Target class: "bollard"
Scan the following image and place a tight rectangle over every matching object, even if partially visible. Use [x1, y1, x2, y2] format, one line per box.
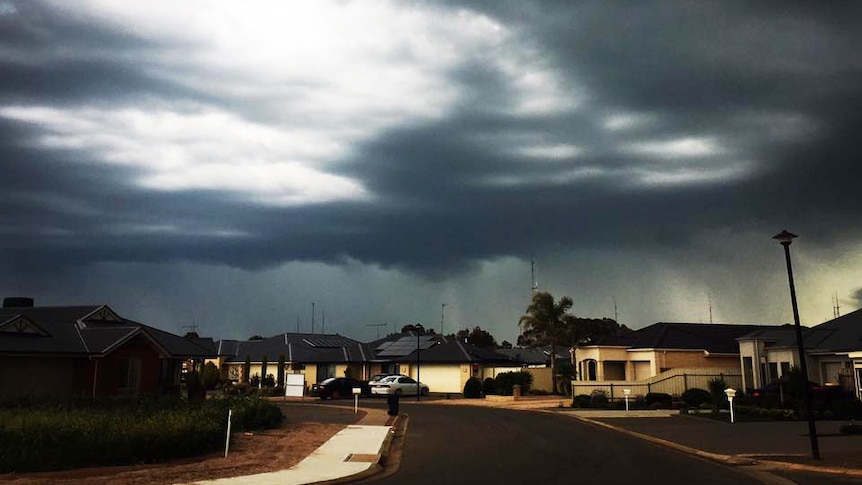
[387, 393, 400, 416]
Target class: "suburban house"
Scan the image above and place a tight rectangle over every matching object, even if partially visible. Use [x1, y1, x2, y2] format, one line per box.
[571, 322, 779, 398]
[0, 297, 212, 399]
[210, 333, 371, 389]
[737, 308, 862, 398]
[370, 334, 519, 394]
[211, 331, 519, 394]
[496, 347, 571, 392]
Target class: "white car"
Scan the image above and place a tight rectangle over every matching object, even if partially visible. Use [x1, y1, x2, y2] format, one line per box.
[370, 375, 429, 396]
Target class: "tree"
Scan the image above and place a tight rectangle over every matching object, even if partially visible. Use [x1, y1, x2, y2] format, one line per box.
[519, 291, 576, 394]
[447, 326, 497, 349]
[499, 340, 513, 349]
[401, 323, 435, 335]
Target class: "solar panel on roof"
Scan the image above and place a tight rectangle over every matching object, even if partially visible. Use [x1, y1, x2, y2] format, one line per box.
[375, 336, 438, 356]
[303, 337, 349, 348]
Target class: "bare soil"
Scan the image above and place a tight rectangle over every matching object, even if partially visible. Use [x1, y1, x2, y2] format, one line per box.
[0, 409, 356, 485]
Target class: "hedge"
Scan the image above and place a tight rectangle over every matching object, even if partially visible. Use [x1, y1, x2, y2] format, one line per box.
[0, 396, 283, 473]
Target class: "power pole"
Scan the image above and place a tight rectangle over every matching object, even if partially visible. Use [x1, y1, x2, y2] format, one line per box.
[440, 303, 447, 335]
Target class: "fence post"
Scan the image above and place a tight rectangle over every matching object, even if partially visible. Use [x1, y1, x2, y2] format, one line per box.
[683, 373, 688, 390]
[610, 383, 614, 399]
[647, 383, 651, 394]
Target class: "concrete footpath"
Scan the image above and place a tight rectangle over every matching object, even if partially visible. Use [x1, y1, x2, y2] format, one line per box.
[184, 407, 395, 485]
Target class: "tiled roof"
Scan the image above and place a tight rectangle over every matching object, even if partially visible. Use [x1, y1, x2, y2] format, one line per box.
[0, 305, 212, 358]
[591, 322, 780, 354]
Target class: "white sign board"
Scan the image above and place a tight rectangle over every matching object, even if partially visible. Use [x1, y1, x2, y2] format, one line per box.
[285, 373, 305, 397]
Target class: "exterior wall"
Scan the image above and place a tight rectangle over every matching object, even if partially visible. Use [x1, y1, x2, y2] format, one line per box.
[524, 367, 553, 392]
[100, 336, 162, 397]
[571, 367, 742, 398]
[632, 361, 651, 381]
[662, 350, 736, 370]
[0, 356, 80, 399]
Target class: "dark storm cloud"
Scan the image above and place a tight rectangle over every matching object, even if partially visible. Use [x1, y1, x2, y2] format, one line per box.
[2, 0, 862, 284]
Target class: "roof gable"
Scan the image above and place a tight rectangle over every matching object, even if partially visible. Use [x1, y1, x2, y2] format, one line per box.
[0, 314, 50, 336]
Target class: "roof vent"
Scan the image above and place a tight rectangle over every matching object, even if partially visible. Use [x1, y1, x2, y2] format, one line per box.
[3, 297, 34, 309]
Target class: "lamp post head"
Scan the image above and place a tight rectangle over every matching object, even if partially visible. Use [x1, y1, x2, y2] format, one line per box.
[724, 388, 737, 399]
[773, 230, 798, 246]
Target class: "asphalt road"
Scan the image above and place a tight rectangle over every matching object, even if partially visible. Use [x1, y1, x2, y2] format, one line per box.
[362, 403, 782, 485]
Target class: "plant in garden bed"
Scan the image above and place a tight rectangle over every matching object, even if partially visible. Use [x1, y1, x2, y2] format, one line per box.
[0, 396, 283, 473]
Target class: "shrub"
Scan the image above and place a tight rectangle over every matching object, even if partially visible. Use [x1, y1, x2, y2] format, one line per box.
[482, 377, 496, 396]
[463, 377, 483, 398]
[708, 377, 728, 414]
[494, 371, 533, 396]
[0, 396, 282, 473]
[201, 362, 221, 390]
[681, 388, 711, 407]
[589, 389, 608, 408]
[572, 394, 591, 408]
[645, 392, 673, 408]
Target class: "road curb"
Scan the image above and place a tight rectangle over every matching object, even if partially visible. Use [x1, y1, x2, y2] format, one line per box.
[310, 412, 406, 485]
[554, 411, 862, 478]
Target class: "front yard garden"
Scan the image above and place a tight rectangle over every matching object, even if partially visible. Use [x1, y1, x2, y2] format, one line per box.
[0, 396, 283, 473]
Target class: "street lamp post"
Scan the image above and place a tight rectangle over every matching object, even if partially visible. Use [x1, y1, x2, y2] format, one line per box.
[773, 230, 820, 460]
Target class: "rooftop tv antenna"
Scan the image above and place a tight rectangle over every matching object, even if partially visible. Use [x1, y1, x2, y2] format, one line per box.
[322, 308, 326, 334]
[708, 293, 713, 324]
[531, 258, 539, 293]
[311, 302, 315, 334]
[367, 323, 387, 339]
[832, 292, 841, 318]
[613, 296, 619, 322]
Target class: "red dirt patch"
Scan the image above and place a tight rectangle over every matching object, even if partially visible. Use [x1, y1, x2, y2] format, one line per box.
[0, 421, 345, 485]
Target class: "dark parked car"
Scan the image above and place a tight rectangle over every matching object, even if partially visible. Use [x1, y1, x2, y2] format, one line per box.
[751, 379, 852, 410]
[311, 377, 369, 399]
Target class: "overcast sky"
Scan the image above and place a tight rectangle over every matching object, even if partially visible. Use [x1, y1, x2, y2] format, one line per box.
[2, 1, 861, 344]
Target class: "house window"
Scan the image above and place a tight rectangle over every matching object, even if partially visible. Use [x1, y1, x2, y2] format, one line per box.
[382, 364, 400, 375]
[585, 360, 597, 381]
[742, 357, 754, 391]
[320, 364, 337, 381]
[780, 362, 791, 379]
[119, 358, 142, 396]
[768, 362, 779, 383]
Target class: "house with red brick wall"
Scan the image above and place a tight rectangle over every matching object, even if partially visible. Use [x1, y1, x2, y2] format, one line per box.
[0, 297, 212, 399]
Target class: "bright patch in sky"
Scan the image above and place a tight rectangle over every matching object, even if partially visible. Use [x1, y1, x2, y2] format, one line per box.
[625, 137, 724, 158]
[4, 0, 568, 206]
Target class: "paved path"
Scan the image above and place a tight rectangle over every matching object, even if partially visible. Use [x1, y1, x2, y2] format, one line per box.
[183, 405, 393, 485]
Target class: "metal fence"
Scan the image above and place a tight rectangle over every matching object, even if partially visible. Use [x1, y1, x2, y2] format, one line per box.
[571, 367, 742, 399]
